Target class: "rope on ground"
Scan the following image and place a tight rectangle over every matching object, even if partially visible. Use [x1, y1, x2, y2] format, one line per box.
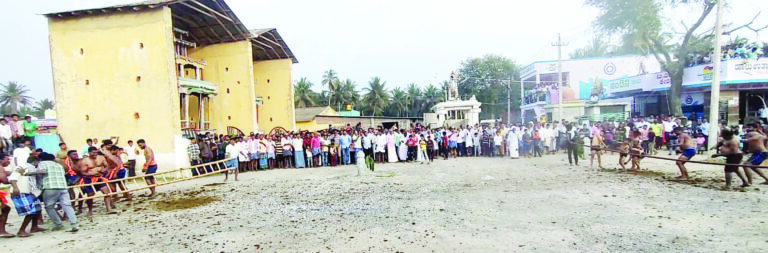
[575, 143, 768, 169]
[69, 158, 237, 201]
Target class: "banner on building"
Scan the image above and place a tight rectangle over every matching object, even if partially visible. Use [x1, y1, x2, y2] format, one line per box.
[682, 58, 768, 86]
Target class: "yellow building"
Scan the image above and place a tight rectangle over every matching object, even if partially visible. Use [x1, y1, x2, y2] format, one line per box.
[295, 107, 340, 131]
[45, 0, 297, 171]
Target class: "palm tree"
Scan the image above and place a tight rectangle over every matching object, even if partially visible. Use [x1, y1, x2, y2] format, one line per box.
[294, 77, 316, 108]
[322, 69, 340, 106]
[406, 83, 422, 117]
[33, 98, 55, 117]
[390, 88, 407, 117]
[0, 81, 33, 114]
[422, 84, 443, 114]
[333, 79, 360, 109]
[362, 77, 390, 116]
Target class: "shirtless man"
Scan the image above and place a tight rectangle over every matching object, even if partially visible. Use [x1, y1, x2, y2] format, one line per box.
[674, 127, 696, 179]
[77, 147, 116, 219]
[618, 141, 630, 170]
[590, 129, 605, 169]
[629, 130, 644, 170]
[741, 124, 768, 185]
[138, 139, 157, 198]
[104, 145, 132, 202]
[59, 150, 83, 214]
[0, 153, 14, 238]
[711, 129, 748, 188]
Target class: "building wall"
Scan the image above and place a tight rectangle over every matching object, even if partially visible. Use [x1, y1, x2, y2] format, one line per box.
[313, 116, 422, 130]
[188, 40, 257, 134]
[296, 120, 327, 132]
[253, 59, 295, 132]
[48, 8, 180, 155]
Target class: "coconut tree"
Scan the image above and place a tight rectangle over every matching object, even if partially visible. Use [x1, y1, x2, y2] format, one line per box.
[390, 88, 407, 117]
[322, 69, 340, 106]
[294, 77, 316, 108]
[333, 78, 360, 109]
[362, 77, 390, 116]
[406, 83, 422, 117]
[422, 84, 443, 114]
[33, 98, 55, 118]
[0, 81, 33, 114]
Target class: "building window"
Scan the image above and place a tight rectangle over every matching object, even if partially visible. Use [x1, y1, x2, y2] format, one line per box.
[225, 67, 229, 72]
[85, 80, 89, 85]
[139, 42, 144, 49]
[80, 48, 84, 55]
[136, 76, 141, 82]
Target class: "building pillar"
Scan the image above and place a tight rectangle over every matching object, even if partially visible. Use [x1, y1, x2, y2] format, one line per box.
[195, 67, 200, 80]
[183, 93, 189, 128]
[199, 95, 204, 129]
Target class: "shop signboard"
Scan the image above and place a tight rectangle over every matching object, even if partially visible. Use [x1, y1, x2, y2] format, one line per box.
[682, 58, 768, 86]
[727, 59, 768, 82]
[603, 72, 670, 97]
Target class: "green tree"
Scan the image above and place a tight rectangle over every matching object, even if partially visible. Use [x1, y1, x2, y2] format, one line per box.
[389, 88, 407, 117]
[33, 98, 54, 118]
[570, 36, 614, 59]
[0, 81, 33, 114]
[362, 77, 390, 116]
[586, 0, 766, 116]
[322, 69, 340, 106]
[458, 55, 520, 120]
[333, 78, 360, 109]
[406, 83, 423, 117]
[294, 77, 317, 108]
[422, 84, 443, 113]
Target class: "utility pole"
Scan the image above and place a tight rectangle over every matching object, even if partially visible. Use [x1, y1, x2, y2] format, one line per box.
[520, 80, 525, 124]
[507, 75, 512, 126]
[552, 33, 568, 122]
[708, 0, 723, 151]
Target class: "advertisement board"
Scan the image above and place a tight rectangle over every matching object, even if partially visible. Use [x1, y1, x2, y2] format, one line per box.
[682, 58, 768, 86]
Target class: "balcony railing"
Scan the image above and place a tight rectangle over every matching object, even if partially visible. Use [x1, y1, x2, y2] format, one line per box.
[179, 77, 218, 95]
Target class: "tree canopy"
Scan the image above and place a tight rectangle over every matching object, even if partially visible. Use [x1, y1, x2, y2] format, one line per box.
[457, 55, 520, 120]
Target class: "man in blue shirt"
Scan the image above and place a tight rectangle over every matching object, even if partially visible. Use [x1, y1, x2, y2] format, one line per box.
[340, 132, 351, 165]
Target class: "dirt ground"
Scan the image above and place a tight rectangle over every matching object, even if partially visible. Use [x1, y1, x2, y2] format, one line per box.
[4, 152, 768, 252]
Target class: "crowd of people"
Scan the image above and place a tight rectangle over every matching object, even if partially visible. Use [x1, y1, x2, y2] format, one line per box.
[0, 132, 158, 238]
[3, 113, 768, 239]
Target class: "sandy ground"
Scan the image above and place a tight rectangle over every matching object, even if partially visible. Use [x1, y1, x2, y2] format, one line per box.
[3, 152, 768, 252]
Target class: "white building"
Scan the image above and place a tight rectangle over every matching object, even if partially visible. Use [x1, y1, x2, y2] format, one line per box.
[427, 72, 482, 127]
[520, 55, 661, 123]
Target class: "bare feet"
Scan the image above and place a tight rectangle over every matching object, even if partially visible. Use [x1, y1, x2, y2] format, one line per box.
[0, 232, 15, 238]
[16, 232, 31, 238]
[30, 227, 46, 233]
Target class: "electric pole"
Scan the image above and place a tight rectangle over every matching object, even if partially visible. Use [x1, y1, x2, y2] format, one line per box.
[507, 74, 512, 126]
[552, 33, 568, 122]
[708, 0, 723, 151]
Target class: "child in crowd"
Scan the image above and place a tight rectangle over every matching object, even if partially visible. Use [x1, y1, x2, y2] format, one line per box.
[696, 134, 706, 155]
[329, 142, 338, 166]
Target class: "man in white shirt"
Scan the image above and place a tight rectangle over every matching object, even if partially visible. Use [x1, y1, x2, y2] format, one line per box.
[0, 119, 12, 153]
[465, 128, 474, 156]
[662, 117, 678, 155]
[123, 140, 139, 177]
[224, 138, 240, 182]
[12, 140, 32, 169]
[363, 130, 374, 159]
[458, 127, 468, 156]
